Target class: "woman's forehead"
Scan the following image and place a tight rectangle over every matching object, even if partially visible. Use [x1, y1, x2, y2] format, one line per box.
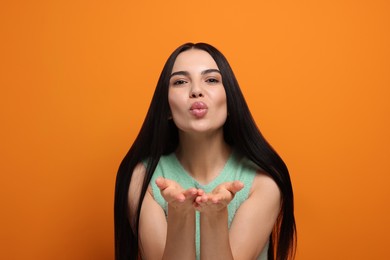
[172, 49, 219, 73]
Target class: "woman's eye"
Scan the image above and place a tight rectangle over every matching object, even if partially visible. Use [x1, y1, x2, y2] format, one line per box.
[173, 79, 187, 85]
[206, 78, 219, 84]
[173, 80, 187, 85]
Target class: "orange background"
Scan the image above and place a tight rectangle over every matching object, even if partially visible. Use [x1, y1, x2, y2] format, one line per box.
[1, 1, 389, 259]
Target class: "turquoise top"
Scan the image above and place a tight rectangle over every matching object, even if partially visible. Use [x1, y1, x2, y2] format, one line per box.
[149, 150, 268, 260]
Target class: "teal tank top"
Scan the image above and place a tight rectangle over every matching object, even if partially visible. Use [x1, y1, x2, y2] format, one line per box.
[149, 150, 268, 260]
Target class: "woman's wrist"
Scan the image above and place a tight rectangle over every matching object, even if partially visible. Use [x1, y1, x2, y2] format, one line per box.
[199, 206, 228, 222]
[168, 202, 196, 215]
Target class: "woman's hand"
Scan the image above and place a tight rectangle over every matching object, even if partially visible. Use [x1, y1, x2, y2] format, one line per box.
[194, 181, 244, 213]
[155, 177, 203, 211]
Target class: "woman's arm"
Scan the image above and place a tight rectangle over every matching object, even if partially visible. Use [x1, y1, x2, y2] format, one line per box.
[128, 165, 198, 260]
[128, 164, 166, 259]
[195, 181, 244, 260]
[196, 173, 281, 260]
[228, 173, 281, 259]
[154, 177, 199, 260]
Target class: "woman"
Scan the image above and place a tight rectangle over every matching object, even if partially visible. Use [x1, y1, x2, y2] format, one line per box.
[114, 42, 296, 260]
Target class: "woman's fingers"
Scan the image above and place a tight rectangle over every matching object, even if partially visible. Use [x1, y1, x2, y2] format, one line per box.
[226, 181, 244, 196]
[156, 178, 205, 206]
[194, 181, 245, 211]
[195, 194, 208, 203]
[155, 179, 244, 211]
[155, 177, 183, 193]
[177, 188, 197, 202]
[155, 177, 169, 190]
[183, 188, 198, 197]
[156, 178, 183, 202]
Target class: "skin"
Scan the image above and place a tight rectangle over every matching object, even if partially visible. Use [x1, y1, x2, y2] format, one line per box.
[128, 49, 282, 259]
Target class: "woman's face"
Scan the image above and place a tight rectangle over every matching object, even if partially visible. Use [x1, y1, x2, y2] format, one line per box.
[168, 49, 227, 135]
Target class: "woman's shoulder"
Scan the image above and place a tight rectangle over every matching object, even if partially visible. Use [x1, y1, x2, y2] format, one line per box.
[250, 170, 281, 202]
[232, 152, 280, 199]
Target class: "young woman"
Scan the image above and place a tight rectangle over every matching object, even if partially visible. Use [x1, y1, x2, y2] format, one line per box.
[114, 43, 296, 260]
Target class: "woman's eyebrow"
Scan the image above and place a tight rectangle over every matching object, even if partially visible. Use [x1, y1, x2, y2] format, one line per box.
[170, 71, 189, 78]
[201, 69, 221, 75]
[170, 69, 221, 79]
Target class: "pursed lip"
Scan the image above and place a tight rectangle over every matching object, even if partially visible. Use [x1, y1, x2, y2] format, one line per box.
[189, 102, 208, 118]
[190, 101, 208, 110]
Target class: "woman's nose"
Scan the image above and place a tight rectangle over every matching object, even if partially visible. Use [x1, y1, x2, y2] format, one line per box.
[189, 83, 204, 98]
[190, 91, 203, 98]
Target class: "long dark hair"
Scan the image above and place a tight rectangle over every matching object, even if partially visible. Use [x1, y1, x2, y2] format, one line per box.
[114, 42, 296, 260]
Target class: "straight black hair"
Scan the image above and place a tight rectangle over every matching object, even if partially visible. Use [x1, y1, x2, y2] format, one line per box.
[114, 42, 296, 260]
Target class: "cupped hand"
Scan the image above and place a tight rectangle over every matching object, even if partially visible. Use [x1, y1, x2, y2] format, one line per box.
[194, 181, 244, 212]
[155, 177, 204, 210]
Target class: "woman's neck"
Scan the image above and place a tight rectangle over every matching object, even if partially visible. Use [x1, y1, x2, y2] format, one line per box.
[175, 131, 232, 185]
